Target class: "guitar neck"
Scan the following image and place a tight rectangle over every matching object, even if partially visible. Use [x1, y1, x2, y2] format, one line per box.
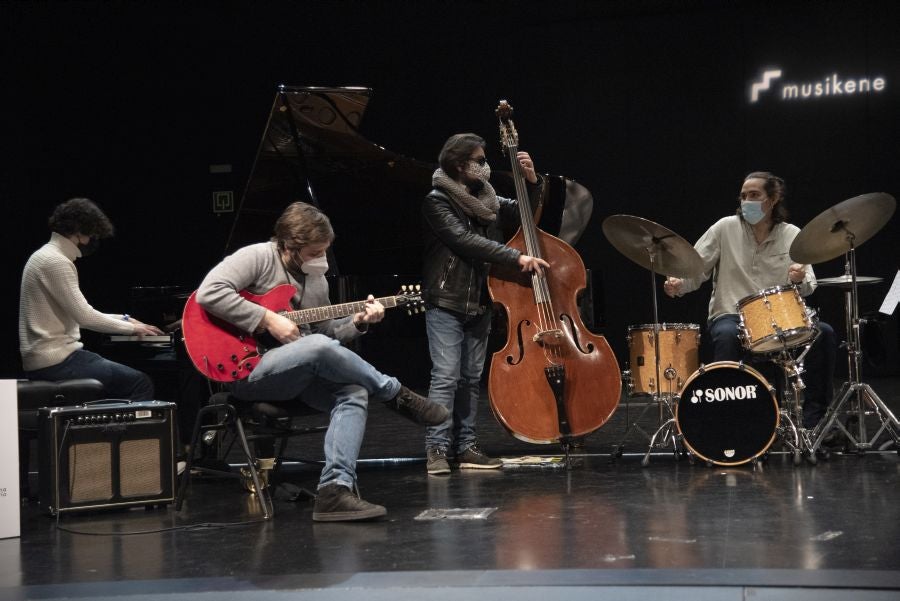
[285, 296, 404, 325]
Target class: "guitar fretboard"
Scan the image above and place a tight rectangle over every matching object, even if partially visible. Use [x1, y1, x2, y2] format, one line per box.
[285, 296, 403, 325]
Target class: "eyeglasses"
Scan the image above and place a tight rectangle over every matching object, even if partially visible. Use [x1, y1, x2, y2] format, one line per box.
[469, 156, 487, 166]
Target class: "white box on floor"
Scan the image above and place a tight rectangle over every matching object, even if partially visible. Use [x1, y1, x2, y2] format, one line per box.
[0, 380, 20, 538]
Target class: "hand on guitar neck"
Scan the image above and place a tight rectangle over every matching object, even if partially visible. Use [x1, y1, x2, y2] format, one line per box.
[261, 294, 386, 344]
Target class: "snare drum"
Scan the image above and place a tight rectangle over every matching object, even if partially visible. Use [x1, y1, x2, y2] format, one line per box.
[737, 285, 817, 353]
[626, 323, 700, 396]
[676, 362, 779, 465]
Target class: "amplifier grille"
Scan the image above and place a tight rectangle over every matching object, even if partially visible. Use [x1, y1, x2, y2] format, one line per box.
[68, 442, 113, 503]
[120, 438, 162, 497]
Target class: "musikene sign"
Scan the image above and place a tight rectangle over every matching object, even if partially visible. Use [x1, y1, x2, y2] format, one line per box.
[749, 68, 886, 103]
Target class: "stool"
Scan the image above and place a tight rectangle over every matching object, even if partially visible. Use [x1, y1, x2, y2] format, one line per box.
[17, 379, 105, 499]
[175, 392, 327, 519]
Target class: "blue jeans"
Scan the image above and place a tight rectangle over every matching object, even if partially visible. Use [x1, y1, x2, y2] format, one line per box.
[25, 349, 154, 401]
[708, 314, 836, 428]
[424, 307, 491, 453]
[230, 334, 400, 490]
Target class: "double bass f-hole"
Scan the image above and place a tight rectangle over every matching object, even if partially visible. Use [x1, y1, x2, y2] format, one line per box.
[486, 100, 621, 445]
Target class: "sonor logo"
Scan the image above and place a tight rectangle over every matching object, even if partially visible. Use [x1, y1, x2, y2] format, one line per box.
[690, 385, 759, 403]
[750, 68, 886, 103]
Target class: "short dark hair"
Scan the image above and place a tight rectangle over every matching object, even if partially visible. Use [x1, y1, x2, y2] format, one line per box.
[438, 133, 486, 180]
[272, 201, 335, 251]
[48, 198, 115, 238]
[741, 171, 789, 224]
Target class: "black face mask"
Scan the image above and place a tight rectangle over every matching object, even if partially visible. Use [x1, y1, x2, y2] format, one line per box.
[77, 238, 100, 257]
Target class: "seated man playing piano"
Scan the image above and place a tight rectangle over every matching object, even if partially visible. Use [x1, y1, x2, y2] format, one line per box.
[194, 201, 448, 522]
[19, 198, 164, 400]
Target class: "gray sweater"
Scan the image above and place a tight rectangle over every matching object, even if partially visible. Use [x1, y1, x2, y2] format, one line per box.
[195, 241, 363, 345]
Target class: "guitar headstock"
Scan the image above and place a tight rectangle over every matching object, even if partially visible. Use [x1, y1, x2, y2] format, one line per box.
[495, 100, 518, 155]
[398, 284, 424, 315]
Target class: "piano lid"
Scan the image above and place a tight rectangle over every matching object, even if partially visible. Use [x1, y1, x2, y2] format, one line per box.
[226, 85, 594, 276]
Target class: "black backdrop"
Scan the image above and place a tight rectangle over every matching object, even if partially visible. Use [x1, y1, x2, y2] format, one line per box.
[4, 0, 899, 382]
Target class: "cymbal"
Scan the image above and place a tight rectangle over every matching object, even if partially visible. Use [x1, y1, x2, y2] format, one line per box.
[790, 193, 896, 264]
[602, 215, 704, 278]
[817, 274, 884, 288]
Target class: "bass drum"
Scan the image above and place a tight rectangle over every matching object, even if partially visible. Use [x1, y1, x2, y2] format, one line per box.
[676, 362, 779, 466]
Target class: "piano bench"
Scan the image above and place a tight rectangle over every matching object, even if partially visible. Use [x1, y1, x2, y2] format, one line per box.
[17, 378, 106, 499]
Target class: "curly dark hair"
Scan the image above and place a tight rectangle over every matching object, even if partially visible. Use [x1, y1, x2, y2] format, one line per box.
[48, 198, 115, 238]
[739, 171, 790, 224]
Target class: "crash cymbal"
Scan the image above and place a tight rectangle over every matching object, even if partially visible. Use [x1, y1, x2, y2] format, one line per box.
[790, 193, 896, 264]
[817, 274, 884, 288]
[602, 214, 704, 279]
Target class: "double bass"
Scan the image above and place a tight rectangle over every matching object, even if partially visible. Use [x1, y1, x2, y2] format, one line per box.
[487, 100, 621, 446]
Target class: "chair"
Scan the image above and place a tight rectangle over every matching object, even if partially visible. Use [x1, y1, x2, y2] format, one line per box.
[175, 391, 327, 519]
[16, 379, 105, 499]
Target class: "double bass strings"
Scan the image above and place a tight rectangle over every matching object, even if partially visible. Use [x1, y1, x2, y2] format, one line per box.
[505, 140, 562, 363]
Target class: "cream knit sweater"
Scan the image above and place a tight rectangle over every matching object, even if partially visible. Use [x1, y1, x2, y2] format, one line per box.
[19, 233, 135, 371]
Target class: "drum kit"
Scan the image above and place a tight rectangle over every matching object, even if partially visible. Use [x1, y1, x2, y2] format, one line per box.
[603, 192, 898, 467]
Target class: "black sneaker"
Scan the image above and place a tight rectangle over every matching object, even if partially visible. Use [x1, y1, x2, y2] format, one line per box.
[455, 445, 502, 469]
[312, 483, 387, 522]
[384, 386, 449, 426]
[426, 447, 451, 475]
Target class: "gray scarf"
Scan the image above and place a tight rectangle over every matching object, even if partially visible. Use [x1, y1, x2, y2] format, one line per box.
[432, 168, 500, 224]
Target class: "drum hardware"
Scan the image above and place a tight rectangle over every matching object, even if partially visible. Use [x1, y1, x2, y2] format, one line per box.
[602, 216, 703, 464]
[768, 339, 821, 465]
[790, 192, 899, 454]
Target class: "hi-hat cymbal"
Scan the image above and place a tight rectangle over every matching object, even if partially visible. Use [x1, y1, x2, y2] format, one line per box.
[817, 274, 884, 288]
[602, 215, 704, 278]
[790, 193, 896, 264]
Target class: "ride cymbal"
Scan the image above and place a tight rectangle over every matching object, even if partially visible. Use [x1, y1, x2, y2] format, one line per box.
[790, 193, 896, 264]
[602, 215, 704, 279]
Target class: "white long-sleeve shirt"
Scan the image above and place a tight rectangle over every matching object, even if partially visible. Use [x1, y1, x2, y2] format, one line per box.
[678, 215, 817, 322]
[19, 232, 135, 371]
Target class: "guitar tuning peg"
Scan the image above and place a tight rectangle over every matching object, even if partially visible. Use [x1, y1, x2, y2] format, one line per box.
[401, 284, 408, 292]
[415, 284, 421, 291]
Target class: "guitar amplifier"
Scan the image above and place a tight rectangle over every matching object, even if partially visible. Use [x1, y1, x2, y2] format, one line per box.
[38, 400, 177, 515]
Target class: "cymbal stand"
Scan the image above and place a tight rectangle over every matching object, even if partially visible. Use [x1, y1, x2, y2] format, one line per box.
[611, 240, 684, 465]
[809, 243, 900, 453]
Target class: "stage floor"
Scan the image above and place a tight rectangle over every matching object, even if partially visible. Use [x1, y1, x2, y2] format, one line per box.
[4, 377, 900, 600]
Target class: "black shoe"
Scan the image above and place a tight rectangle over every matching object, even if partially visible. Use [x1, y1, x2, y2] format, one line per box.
[312, 483, 386, 522]
[426, 447, 451, 475]
[384, 386, 449, 426]
[455, 445, 502, 469]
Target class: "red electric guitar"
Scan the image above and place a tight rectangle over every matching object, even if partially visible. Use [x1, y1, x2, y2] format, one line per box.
[181, 284, 422, 382]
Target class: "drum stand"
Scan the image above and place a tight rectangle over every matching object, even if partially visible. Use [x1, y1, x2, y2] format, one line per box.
[808, 246, 900, 454]
[611, 242, 686, 466]
[770, 341, 819, 465]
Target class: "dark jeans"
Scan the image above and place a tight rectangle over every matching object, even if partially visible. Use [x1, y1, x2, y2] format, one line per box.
[708, 314, 836, 428]
[25, 349, 154, 401]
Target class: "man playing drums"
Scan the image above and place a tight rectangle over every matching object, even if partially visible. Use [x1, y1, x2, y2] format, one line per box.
[663, 172, 836, 430]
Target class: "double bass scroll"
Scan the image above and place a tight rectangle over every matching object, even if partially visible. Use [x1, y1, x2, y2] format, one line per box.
[487, 100, 621, 445]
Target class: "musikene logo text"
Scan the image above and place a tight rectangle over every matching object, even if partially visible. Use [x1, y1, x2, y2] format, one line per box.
[749, 68, 886, 103]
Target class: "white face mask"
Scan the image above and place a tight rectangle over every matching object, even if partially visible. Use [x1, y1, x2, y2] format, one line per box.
[299, 255, 329, 276]
[740, 199, 766, 225]
[468, 160, 491, 181]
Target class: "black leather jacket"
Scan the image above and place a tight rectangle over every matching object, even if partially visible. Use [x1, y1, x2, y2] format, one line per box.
[421, 182, 541, 316]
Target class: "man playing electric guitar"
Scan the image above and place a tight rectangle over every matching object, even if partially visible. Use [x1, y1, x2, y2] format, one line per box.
[195, 201, 448, 522]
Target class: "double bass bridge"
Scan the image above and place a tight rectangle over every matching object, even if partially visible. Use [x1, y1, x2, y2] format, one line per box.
[533, 328, 564, 345]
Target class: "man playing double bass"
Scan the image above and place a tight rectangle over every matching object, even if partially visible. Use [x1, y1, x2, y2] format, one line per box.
[420, 133, 548, 475]
[663, 171, 836, 430]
